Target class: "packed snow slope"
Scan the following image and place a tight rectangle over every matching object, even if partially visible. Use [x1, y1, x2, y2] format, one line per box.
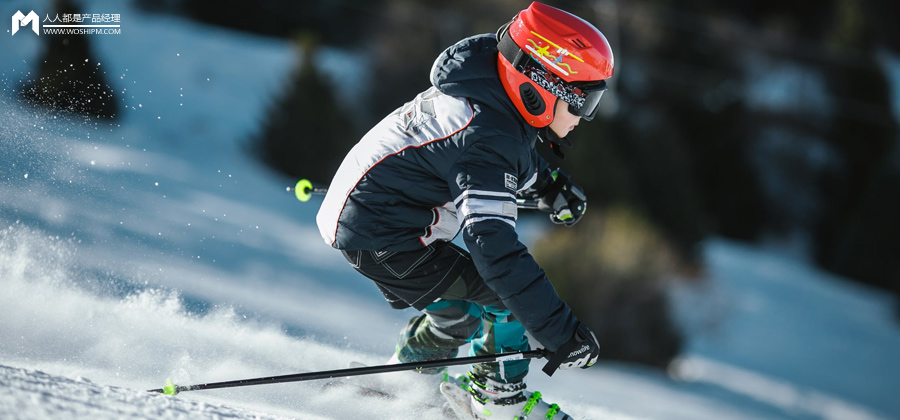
[2, 1, 899, 419]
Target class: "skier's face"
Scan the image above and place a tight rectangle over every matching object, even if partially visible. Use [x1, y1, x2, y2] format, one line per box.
[549, 98, 581, 138]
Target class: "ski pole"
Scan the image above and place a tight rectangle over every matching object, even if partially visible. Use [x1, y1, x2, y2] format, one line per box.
[287, 179, 549, 211]
[148, 348, 548, 396]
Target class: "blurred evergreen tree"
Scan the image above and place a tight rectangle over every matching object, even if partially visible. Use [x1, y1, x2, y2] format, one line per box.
[251, 36, 359, 184]
[814, 0, 899, 297]
[19, 0, 117, 120]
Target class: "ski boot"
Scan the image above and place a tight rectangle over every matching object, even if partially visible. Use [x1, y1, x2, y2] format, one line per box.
[464, 372, 573, 420]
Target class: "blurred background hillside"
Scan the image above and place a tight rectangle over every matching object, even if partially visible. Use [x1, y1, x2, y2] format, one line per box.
[21, 0, 900, 369]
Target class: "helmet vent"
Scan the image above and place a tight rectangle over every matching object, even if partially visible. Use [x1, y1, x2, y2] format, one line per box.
[519, 83, 545, 116]
[571, 38, 588, 49]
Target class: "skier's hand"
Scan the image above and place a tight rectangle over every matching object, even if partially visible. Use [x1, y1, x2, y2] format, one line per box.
[538, 169, 587, 226]
[557, 323, 600, 369]
[542, 323, 600, 376]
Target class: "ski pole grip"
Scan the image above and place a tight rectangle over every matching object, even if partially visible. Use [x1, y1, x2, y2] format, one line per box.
[541, 336, 583, 377]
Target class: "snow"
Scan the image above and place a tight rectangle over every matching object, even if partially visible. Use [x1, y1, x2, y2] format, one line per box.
[1, 1, 899, 419]
[0, 364, 297, 420]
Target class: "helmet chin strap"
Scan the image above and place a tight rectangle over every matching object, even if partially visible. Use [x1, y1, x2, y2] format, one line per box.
[538, 126, 573, 159]
[538, 99, 573, 159]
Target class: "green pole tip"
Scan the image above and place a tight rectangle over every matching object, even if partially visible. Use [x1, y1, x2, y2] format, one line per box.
[294, 179, 313, 202]
[163, 378, 179, 396]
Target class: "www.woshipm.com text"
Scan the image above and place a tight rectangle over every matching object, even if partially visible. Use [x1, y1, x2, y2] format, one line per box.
[43, 27, 121, 35]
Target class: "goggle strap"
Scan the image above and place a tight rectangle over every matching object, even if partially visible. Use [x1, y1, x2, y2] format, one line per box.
[497, 25, 529, 70]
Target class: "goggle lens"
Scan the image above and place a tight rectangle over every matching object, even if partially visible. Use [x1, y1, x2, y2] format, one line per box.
[567, 81, 606, 121]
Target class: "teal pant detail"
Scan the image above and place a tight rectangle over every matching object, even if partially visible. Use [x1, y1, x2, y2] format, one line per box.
[401, 275, 530, 383]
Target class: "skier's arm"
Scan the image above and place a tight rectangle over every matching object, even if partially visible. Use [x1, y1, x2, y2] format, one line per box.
[449, 139, 579, 352]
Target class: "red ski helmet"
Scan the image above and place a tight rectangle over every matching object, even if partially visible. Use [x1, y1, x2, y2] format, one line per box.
[497, 2, 614, 128]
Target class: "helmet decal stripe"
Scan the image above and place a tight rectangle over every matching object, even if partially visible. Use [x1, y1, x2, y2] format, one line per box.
[529, 31, 585, 63]
[525, 44, 569, 76]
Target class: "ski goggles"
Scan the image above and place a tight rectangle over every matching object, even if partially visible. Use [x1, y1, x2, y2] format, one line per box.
[520, 60, 607, 121]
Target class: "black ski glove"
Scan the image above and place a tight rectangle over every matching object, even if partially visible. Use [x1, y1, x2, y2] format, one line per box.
[542, 323, 600, 376]
[537, 169, 587, 227]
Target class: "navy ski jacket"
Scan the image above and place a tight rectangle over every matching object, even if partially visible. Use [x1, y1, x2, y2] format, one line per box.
[316, 34, 578, 352]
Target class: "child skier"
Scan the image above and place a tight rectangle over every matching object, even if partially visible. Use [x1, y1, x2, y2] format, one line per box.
[316, 2, 614, 418]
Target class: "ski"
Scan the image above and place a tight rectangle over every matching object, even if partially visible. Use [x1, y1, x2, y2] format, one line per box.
[440, 380, 477, 419]
[321, 375, 397, 400]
